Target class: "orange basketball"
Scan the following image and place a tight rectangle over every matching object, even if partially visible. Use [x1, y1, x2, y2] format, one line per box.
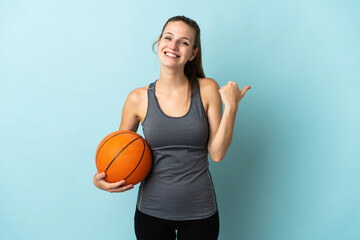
[95, 130, 152, 185]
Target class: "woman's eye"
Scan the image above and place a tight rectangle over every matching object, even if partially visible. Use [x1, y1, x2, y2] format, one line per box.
[182, 42, 189, 46]
[164, 37, 171, 40]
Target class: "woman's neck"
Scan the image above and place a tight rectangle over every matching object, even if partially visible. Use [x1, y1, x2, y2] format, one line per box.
[157, 65, 189, 92]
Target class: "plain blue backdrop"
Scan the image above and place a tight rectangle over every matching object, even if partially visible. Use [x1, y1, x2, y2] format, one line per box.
[1, 0, 359, 239]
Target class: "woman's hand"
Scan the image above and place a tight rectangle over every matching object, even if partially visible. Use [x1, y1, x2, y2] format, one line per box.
[219, 81, 251, 109]
[93, 172, 134, 193]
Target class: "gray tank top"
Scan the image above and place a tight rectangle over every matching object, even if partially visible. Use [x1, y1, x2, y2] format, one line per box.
[136, 79, 218, 220]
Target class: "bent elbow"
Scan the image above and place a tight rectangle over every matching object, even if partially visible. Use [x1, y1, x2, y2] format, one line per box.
[209, 153, 225, 162]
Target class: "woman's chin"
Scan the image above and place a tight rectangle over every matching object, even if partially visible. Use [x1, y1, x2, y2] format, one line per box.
[160, 61, 184, 70]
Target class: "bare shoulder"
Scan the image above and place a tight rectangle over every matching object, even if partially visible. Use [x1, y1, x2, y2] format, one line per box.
[198, 78, 221, 114]
[127, 85, 148, 104]
[124, 85, 148, 124]
[198, 77, 220, 91]
[198, 78, 220, 101]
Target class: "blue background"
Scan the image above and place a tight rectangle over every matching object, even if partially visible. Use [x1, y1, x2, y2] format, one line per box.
[1, 0, 359, 239]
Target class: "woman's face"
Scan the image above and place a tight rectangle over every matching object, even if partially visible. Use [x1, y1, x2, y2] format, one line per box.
[157, 21, 198, 69]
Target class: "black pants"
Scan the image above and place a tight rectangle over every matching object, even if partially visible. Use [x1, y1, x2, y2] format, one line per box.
[134, 208, 219, 240]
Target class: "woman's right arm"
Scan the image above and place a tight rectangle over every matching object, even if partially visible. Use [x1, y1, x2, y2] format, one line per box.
[93, 172, 134, 193]
[93, 87, 146, 192]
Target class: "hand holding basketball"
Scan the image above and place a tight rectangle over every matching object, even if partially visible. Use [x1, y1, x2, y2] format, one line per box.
[219, 81, 251, 109]
[93, 172, 134, 193]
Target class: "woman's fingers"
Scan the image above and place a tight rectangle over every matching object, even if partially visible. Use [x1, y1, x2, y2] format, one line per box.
[107, 180, 126, 189]
[93, 172, 134, 192]
[219, 81, 241, 107]
[219, 81, 251, 109]
[94, 172, 106, 180]
[240, 85, 251, 98]
[108, 184, 134, 193]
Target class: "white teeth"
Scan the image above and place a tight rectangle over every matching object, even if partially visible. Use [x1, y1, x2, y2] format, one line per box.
[165, 52, 178, 57]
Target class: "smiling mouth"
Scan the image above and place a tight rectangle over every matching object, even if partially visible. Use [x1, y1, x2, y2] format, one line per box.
[164, 51, 180, 58]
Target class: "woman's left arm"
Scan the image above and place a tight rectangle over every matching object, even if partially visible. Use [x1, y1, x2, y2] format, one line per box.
[205, 79, 251, 162]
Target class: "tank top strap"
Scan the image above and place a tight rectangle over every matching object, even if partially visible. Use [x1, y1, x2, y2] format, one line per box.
[192, 78, 206, 117]
[146, 81, 162, 116]
[147, 81, 156, 99]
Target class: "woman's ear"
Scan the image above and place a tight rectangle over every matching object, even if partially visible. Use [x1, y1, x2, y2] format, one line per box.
[189, 48, 199, 61]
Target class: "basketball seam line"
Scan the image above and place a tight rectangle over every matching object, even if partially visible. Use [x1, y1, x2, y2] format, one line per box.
[104, 136, 142, 174]
[123, 138, 146, 181]
[95, 131, 141, 165]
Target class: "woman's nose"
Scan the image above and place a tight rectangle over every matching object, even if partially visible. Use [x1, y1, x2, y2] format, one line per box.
[169, 40, 179, 50]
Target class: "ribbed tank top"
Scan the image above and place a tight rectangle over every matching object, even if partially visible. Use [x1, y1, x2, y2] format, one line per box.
[136, 79, 218, 220]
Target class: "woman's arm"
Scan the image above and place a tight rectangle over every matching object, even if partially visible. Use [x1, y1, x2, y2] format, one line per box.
[203, 79, 251, 162]
[93, 87, 147, 192]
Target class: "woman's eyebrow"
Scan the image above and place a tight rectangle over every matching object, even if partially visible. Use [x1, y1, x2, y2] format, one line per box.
[164, 32, 191, 42]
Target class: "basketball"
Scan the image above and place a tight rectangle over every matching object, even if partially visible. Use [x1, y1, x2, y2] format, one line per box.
[95, 130, 152, 185]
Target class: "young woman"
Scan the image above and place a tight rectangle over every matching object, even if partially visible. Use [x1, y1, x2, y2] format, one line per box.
[93, 15, 251, 240]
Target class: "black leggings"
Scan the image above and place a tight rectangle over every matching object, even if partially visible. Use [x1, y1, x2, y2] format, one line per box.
[134, 208, 219, 240]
